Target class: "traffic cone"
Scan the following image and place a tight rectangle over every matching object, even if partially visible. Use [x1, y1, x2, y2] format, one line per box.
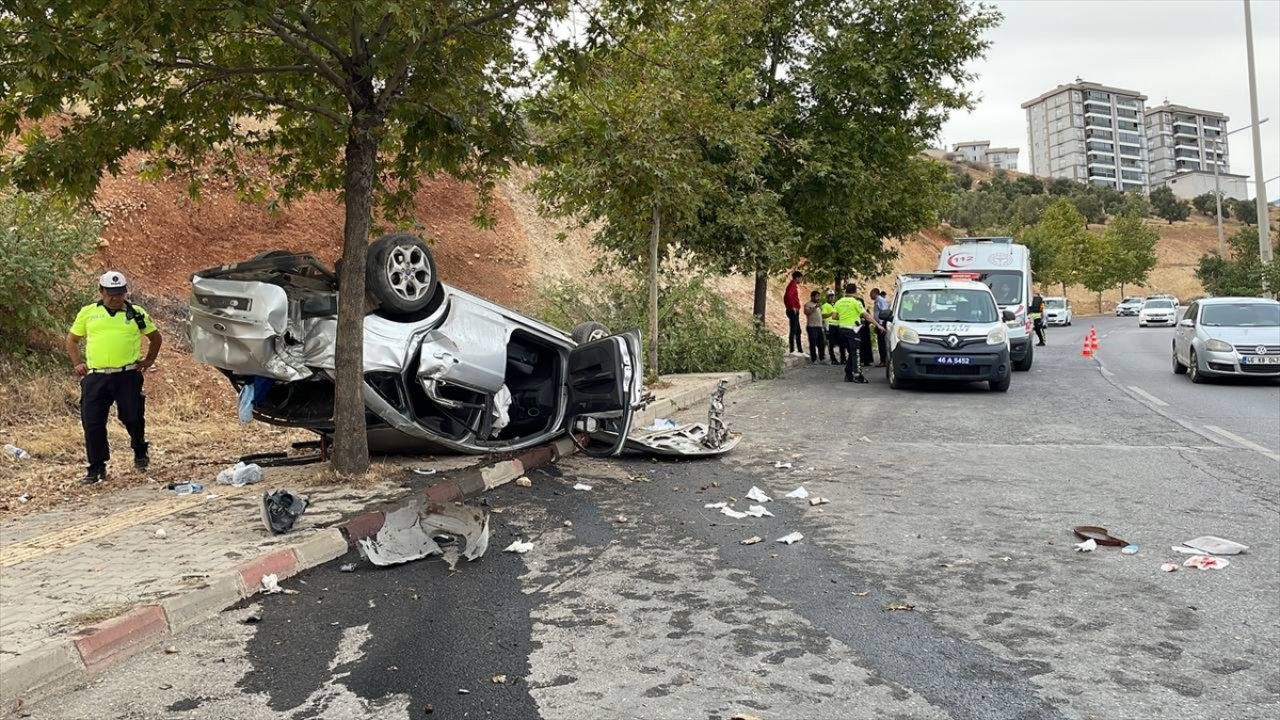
[1089, 326, 1099, 352]
[1081, 333, 1093, 358]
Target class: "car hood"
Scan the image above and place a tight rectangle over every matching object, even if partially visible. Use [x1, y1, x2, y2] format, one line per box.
[1200, 326, 1280, 345]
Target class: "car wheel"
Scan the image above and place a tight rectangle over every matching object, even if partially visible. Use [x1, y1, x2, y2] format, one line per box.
[1188, 349, 1207, 384]
[366, 233, 439, 314]
[1013, 342, 1033, 371]
[989, 375, 1011, 392]
[571, 321, 611, 345]
[887, 360, 904, 389]
[1172, 344, 1187, 375]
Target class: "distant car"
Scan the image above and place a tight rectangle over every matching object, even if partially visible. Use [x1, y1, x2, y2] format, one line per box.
[1138, 298, 1178, 327]
[1043, 297, 1072, 326]
[1149, 293, 1180, 306]
[189, 234, 645, 457]
[1116, 297, 1145, 316]
[1173, 298, 1280, 383]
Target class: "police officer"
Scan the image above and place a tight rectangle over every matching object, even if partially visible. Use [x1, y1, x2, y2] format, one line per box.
[65, 272, 163, 484]
[1029, 289, 1046, 346]
[822, 289, 844, 366]
[833, 283, 883, 383]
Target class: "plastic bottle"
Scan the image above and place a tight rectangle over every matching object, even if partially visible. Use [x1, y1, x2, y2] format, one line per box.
[4, 444, 31, 460]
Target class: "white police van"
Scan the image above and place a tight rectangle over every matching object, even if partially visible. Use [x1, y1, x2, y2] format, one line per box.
[878, 274, 1015, 392]
[936, 237, 1035, 371]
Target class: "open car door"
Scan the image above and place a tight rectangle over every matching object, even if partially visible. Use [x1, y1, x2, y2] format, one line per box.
[565, 329, 643, 457]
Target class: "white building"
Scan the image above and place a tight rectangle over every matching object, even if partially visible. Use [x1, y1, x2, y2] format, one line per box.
[1151, 170, 1249, 201]
[1022, 79, 1148, 193]
[1145, 102, 1230, 188]
[951, 141, 1020, 171]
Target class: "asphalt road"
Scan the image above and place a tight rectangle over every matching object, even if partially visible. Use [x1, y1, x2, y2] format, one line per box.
[29, 327, 1280, 720]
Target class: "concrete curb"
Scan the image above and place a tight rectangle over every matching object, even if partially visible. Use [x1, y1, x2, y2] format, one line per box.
[0, 366, 793, 708]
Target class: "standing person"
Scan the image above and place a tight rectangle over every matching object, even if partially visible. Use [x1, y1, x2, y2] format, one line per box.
[871, 288, 891, 367]
[784, 270, 804, 355]
[65, 272, 163, 484]
[833, 283, 883, 383]
[1029, 289, 1046, 346]
[822, 289, 843, 366]
[803, 290, 827, 363]
[857, 289, 874, 369]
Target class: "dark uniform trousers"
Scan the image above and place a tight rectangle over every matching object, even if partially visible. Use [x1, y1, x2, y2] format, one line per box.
[858, 323, 874, 366]
[827, 326, 847, 363]
[841, 327, 863, 379]
[806, 326, 826, 362]
[81, 370, 147, 472]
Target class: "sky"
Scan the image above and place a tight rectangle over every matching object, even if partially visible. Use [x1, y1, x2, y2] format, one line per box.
[940, 0, 1280, 200]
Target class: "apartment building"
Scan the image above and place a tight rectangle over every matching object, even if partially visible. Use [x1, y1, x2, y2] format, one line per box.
[951, 141, 1020, 171]
[1022, 80, 1148, 192]
[1144, 103, 1230, 184]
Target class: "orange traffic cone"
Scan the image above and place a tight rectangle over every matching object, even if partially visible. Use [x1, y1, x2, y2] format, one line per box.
[1081, 333, 1093, 358]
[1089, 326, 1099, 352]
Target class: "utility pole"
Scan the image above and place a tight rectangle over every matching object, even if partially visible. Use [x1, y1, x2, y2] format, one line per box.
[1209, 119, 1268, 257]
[1243, 0, 1273, 295]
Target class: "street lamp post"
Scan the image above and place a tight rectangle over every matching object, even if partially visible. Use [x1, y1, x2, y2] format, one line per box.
[1243, 0, 1273, 296]
[1208, 119, 1268, 257]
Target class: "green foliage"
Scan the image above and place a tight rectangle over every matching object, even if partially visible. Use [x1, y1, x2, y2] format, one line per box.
[1069, 192, 1105, 225]
[1196, 226, 1280, 296]
[0, 192, 99, 345]
[1099, 212, 1159, 291]
[1009, 194, 1054, 230]
[1119, 191, 1151, 218]
[1048, 177, 1078, 196]
[1018, 199, 1097, 290]
[951, 169, 973, 191]
[1192, 192, 1220, 217]
[1150, 186, 1191, 224]
[1014, 175, 1044, 196]
[1228, 197, 1258, 225]
[534, 272, 785, 379]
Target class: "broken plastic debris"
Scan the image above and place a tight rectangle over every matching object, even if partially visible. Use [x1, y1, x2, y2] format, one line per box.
[412, 468, 438, 476]
[1121, 544, 1140, 555]
[260, 490, 309, 535]
[614, 514, 628, 523]
[503, 539, 534, 554]
[1170, 545, 1205, 555]
[1183, 554, 1230, 570]
[704, 502, 728, 509]
[563, 520, 573, 528]
[155, 528, 167, 538]
[1074, 539, 1097, 553]
[164, 645, 178, 654]
[572, 483, 593, 491]
[457, 689, 470, 695]
[859, 436, 872, 443]
[170, 482, 204, 495]
[1160, 563, 1179, 573]
[784, 486, 810, 499]
[339, 563, 357, 573]
[773, 461, 792, 469]
[491, 674, 507, 684]
[808, 497, 830, 506]
[261, 574, 284, 594]
[514, 476, 532, 488]
[746, 486, 772, 503]
[216, 461, 263, 487]
[646, 418, 678, 430]
[884, 602, 915, 612]
[776, 532, 804, 544]
[720, 507, 748, 520]
[1180, 536, 1249, 556]
[359, 505, 490, 567]
[745, 505, 774, 518]
[852, 591, 870, 597]
[740, 536, 762, 545]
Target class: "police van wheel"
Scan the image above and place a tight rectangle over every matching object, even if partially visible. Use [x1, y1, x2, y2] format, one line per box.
[366, 234, 439, 314]
[989, 375, 1011, 392]
[886, 360, 905, 389]
[1013, 342, 1034, 371]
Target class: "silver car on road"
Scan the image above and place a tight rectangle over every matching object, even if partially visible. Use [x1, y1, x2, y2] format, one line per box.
[1172, 297, 1280, 383]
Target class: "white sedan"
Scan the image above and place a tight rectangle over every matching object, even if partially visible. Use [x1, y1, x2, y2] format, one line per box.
[1138, 298, 1178, 327]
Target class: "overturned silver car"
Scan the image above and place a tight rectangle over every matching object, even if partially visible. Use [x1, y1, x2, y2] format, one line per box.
[189, 234, 642, 456]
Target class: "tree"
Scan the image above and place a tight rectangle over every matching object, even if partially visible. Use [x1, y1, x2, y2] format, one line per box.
[1196, 226, 1280, 296]
[1020, 199, 1099, 295]
[1009, 193, 1054, 230]
[1119, 191, 1151, 218]
[2, 1, 567, 475]
[530, 0, 775, 378]
[945, 188, 1006, 236]
[1069, 192, 1106, 226]
[1229, 197, 1258, 225]
[1014, 175, 1044, 196]
[951, 169, 974, 191]
[1048, 177, 1078, 196]
[1192, 192, 1220, 217]
[1100, 212, 1159, 297]
[1150, 186, 1191, 224]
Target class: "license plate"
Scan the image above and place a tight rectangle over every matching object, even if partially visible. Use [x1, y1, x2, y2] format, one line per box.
[1242, 356, 1280, 365]
[934, 356, 972, 365]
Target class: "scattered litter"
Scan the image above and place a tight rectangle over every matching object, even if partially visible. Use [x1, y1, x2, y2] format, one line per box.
[646, 418, 678, 430]
[514, 476, 532, 488]
[1171, 545, 1203, 555]
[155, 528, 167, 538]
[558, 520, 571, 530]
[205, 493, 221, 501]
[491, 674, 507, 684]
[884, 602, 915, 612]
[490, 508, 505, 514]
[163, 645, 178, 654]
[1121, 544, 1140, 555]
[238, 383, 255, 424]
[745, 505, 774, 518]
[424, 704, 433, 714]
[4, 444, 31, 460]
[1072, 525, 1127, 547]
[773, 461, 792, 469]
[614, 514, 628, 523]
[776, 532, 804, 545]
[1073, 538, 1097, 553]
[216, 461, 263, 487]
[412, 468, 438, 476]
[170, 483, 204, 495]
[572, 483, 593, 491]
[360, 505, 490, 567]
[859, 436, 872, 443]
[808, 497, 830, 506]
[261, 574, 284, 594]
[740, 536, 762, 545]
[17, 493, 29, 504]
[368, 599, 376, 608]
[457, 689, 470, 695]
[241, 614, 262, 624]
[1183, 555, 1230, 570]
[504, 539, 534, 554]
[784, 486, 810, 499]
[339, 563, 357, 573]
[720, 507, 749, 520]
[704, 502, 728, 509]
[1160, 563, 1179, 573]
[260, 490, 309, 535]
[746, 486, 772, 503]
[1180, 536, 1248, 556]
[852, 591, 870, 597]
[730, 715, 765, 720]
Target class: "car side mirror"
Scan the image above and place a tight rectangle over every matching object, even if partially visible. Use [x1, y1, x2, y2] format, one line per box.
[1001, 310, 1016, 322]
[877, 308, 893, 322]
[1178, 318, 1194, 328]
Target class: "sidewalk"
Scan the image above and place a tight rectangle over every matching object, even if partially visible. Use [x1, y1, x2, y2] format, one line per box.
[0, 363, 800, 707]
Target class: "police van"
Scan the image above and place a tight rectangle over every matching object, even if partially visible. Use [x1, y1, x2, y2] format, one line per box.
[936, 237, 1035, 371]
[878, 274, 1015, 392]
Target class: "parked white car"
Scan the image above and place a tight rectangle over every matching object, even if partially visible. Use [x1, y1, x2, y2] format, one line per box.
[1138, 298, 1178, 327]
[1043, 297, 1072, 326]
[1173, 298, 1280, 383]
[1115, 297, 1145, 316]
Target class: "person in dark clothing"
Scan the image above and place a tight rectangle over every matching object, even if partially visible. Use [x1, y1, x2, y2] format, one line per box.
[833, 283, 884, 383]
[803, 290, 827, 363]
[823, 289, 845, 365]
[858, 305, 874, 368]
[871, 288, 890, 366]
[784, 271, 804, 354]
[1029, 291, 1046, 346]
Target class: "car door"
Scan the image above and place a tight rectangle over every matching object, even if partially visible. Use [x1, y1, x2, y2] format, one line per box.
[1176, 302, 1198, 362]
[566, 329, 643, 457]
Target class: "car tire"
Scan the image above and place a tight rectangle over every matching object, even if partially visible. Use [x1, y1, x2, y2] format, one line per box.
[571, 321, 611, 345]
[1172, 345, 1187, 375]
[1188, 349, 1207, 384]
[1013, 342, 1033, 371]
[887, 360, 905, 389]
[366, 234, 439, 315]
[989, 375, 1011, 392]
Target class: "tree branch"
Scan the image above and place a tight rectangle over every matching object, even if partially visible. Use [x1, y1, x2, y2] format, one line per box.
[160, 59, 319, 76]
[247, 92, 346, 125]
[438, 0, 537, 40]
[261, 15, 353, 97]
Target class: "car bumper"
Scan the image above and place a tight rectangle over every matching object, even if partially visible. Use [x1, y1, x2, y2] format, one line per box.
[1139, 315, 1176, 325]
[891, 343, 1011, 382]
[1045, 316, 1068, 326]
[1199, 350, 1280, 377]
[1116, 308, 1138, 316]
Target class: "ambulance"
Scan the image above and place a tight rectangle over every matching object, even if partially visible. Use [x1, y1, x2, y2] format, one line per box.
[936, 237, 1035, 371]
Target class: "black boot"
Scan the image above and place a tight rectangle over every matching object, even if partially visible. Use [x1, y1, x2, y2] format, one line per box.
[852, 374, 869, 384]
[81, 468, 106, 485]
[134, 442, 150, 470]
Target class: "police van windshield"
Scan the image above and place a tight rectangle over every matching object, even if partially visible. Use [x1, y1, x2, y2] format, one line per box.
[973, 271, 1024, 305]
[899, 289, 998, 324]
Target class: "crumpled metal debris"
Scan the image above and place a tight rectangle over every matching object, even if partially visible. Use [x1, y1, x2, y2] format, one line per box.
[704, 380, 730, 449]
[358, 504, 490, 567]
[260, 490, 308, 534]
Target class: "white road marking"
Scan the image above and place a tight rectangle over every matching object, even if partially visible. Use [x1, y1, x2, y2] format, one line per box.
[1127, 386, 1169, 407]
[1203, 425, 1280, 462]
[1100, 367, 1115, 377]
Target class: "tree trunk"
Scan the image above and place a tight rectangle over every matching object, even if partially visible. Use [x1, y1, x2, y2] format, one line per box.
[1097, 291, 1103, 314]
[647, 205, 660, 380]
[330, 117, 379, 476]
[1119, 282, 1126, 298]
[1060, 282, 1066, 297]
[752, 268, 768, 327]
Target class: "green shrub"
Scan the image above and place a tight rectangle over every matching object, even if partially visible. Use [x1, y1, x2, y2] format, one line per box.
[534, 272, 785, 379]
[0, 192, 100, 347]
